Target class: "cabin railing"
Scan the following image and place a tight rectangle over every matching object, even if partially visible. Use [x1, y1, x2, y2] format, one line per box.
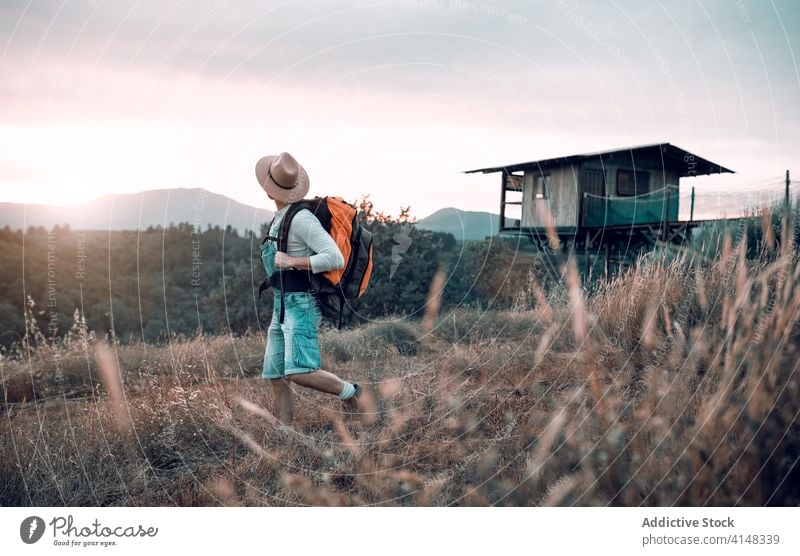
[582, 185, 679, 228]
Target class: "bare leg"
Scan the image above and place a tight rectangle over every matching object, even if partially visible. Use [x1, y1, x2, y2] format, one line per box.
[270, 378, 294, 424]
[287, 369, 345, 396]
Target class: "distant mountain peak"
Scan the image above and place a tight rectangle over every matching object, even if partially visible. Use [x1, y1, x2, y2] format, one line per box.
[416, 207, 499, 241]
[0, 187, 274, 233]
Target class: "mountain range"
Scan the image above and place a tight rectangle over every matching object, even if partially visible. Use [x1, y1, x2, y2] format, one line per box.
[0, 188, 276, 235]
[0, 188, 500, 240]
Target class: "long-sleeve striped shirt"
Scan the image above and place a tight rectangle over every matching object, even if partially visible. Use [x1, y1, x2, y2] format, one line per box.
[269, 206, 345, 274]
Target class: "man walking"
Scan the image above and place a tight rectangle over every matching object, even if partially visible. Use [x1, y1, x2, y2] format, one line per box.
[255, 151, 361, 426]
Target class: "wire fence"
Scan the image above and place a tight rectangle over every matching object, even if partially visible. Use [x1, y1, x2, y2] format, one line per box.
[680, 175, 792, 219]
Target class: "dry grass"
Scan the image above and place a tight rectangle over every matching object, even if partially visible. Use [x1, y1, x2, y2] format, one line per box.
[2, 218, 800, 506]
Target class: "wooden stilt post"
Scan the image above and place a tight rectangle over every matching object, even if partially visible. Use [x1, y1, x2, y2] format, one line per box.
[690, 186, 695, 222]
[500, 171, 507, 232]
[584, 229, 591, 277]
[661, 183, 669, 240]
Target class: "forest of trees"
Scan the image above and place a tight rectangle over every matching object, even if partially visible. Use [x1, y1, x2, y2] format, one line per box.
[0, 200, 534, 350]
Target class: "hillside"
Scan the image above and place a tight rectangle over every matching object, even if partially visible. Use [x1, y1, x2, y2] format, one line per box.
[0, 214, 514, 345]
[416, 207, 499, 241]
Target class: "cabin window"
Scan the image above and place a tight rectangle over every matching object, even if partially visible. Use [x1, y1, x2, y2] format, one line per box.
[532, 174, 550, 199]
[582, 169, 606, 197]
[506, 174, 523, 191]
[616, 169, 650, 196]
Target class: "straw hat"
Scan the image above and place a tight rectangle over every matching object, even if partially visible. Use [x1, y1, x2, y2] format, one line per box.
[254, 152, 310, 203]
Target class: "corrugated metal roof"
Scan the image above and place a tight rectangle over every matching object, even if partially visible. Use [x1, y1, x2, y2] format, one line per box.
[464, 143, 734, 178]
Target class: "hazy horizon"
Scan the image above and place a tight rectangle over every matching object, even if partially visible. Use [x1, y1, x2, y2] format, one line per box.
[0, 183, 489, 222]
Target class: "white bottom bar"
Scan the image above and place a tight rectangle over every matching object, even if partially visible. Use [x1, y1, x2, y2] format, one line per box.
[2, 507, 798, 555]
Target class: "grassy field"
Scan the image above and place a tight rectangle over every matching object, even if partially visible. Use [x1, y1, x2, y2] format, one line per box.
[2, 216, 800, 506]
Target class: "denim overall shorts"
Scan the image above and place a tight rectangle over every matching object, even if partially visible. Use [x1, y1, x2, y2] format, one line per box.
[261, 227, 322, 379]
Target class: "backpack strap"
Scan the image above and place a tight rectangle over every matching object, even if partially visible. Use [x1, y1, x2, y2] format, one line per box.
[268, 201, 317, 324]
[276, 200, 316, 252]
[258, 216, 276, 303]
[261, 217, 277, 245]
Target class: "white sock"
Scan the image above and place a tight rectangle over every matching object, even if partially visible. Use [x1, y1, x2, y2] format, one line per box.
[338, 381, 356, 400]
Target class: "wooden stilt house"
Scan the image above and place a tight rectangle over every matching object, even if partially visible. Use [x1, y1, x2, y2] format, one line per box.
[465, 143, 733, 256]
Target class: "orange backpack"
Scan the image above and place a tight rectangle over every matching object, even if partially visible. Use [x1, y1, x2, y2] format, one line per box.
[260, 197, 374, 328]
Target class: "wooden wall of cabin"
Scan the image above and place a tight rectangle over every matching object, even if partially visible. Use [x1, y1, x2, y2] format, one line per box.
[521, 164, 579, 229]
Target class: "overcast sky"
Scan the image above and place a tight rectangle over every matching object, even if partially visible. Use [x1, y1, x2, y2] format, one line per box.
[1, 0, 798, 218]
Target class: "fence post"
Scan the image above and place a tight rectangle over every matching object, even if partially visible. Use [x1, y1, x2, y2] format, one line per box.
[786, 169, 791, 209]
